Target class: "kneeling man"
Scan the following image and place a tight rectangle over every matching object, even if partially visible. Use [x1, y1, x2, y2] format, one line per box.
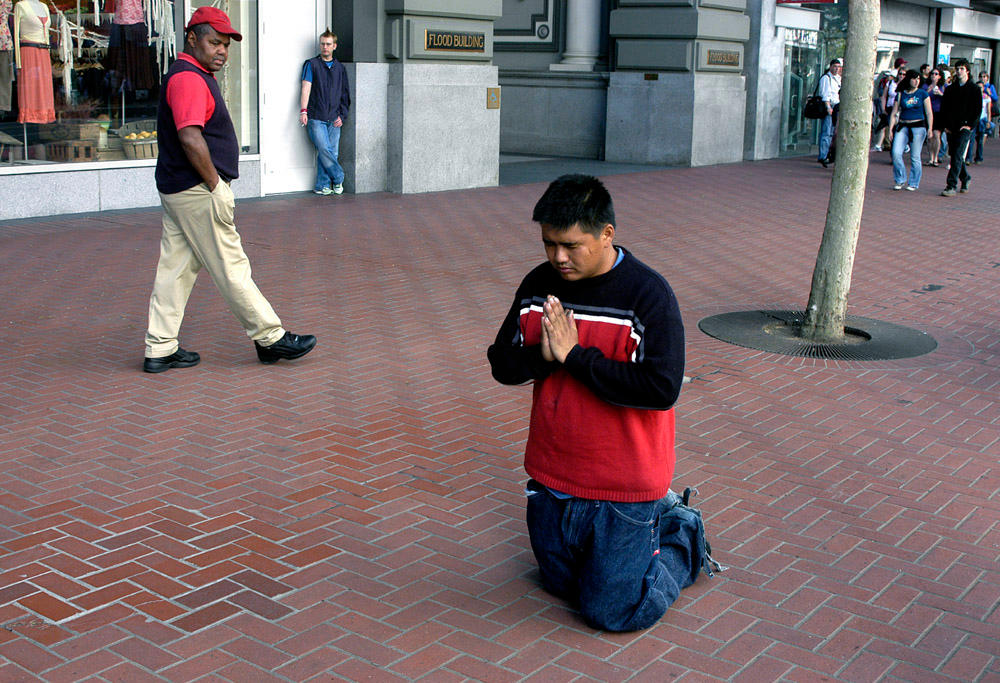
[488, 174, 719, 631]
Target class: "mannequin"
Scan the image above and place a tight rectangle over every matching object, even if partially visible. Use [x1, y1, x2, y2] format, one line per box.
[0, 0, 13, 113]
[13, 0, 55, 123]
[104, 0, 155, 91]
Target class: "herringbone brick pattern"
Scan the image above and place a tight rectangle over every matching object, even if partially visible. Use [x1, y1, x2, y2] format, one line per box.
[0, 153, 998, 681]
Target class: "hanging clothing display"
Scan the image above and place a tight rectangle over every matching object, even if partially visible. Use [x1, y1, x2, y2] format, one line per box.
[13, 0, 55, 123]
[103, 0, 156, 91]
[1, 0, 13, 112]
[113, 0, 143, 25]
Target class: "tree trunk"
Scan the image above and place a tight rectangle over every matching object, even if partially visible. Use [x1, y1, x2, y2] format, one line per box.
[801, 0, 881, 342]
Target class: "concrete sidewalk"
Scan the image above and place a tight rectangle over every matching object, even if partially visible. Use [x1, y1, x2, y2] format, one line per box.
[1, 151, 998, 681]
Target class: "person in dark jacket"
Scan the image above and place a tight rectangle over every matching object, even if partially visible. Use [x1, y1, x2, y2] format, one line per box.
[940, 59, 983, 196]
[299, 30, 351, 196]
[143, 7, 316, 372]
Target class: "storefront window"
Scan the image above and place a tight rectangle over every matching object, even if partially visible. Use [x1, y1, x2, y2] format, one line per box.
[780, 29, 821, 156]
[0, 0, 258, 167]
[778, 2, 847, 157]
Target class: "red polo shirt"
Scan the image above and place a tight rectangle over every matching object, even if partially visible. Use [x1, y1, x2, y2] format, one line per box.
[165, 53, 216, 130]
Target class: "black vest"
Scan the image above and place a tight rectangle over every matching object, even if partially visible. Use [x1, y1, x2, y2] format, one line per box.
[155, 58, 240, 194]
[305, 57, 347, 123]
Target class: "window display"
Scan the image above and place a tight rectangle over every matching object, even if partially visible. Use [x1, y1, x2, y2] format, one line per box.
[0, 0, 258, 166]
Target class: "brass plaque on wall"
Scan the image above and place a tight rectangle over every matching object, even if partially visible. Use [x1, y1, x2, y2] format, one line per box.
[487, 87, 500, 110]
[696, 40, 743, 72]
[706, 49, 740, 67]
[425, 30, 486, 52]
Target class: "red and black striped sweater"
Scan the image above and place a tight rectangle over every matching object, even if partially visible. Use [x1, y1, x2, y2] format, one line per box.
[488, 248, 685, 503]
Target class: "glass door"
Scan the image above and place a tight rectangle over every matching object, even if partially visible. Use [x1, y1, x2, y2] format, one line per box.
[780, 29, 822, 156]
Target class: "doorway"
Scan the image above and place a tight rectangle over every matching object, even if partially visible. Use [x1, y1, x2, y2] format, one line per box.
[258, 1, 330, 194]
[780, 30, 822, 156]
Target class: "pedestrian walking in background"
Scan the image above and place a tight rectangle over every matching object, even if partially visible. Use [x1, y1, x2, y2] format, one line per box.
[887, 70, 932, 191]
[922, 67, 945, 166]
[871, 71, 892, 152]
[940, 59, 983, 196]
[488, 175, 721, 632]
[981, 71, 999, 134]
[299, 30, 351, 196]
[966, 79, 992, 164]
[143, 7, 316, 372]
[817, 58, 842, 168]
[937, 66, 952, 163]
[874, 61, 907, 152]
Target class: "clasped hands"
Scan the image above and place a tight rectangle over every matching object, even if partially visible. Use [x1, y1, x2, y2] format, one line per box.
[540, 295, 578, 363]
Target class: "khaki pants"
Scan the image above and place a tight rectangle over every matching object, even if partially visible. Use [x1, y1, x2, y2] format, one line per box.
[145, 181, 284, 358]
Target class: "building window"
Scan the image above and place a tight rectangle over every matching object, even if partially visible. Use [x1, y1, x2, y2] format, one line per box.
[0, 0, 258, 167]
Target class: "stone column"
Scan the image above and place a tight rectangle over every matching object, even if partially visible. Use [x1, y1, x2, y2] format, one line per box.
[382, 0, 502, 193]
[604, 1, 750, 167]
[550, 0, 602, 72]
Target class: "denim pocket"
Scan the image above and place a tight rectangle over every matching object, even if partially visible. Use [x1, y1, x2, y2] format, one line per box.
[607, 501, 657, 527]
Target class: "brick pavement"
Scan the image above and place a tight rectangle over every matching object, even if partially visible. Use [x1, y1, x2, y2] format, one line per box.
[0, 152, 998, 681]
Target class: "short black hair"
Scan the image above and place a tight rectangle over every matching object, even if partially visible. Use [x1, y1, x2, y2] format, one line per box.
[532, 174, 615, 237]
[953, 58, 970, 71]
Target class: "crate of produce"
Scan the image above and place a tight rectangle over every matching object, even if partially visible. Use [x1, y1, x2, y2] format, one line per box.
[45, 140, 96, 162]
[122, 137, 158, 159]
[117, 119, 158, 138]
[118, 119, 159, 159]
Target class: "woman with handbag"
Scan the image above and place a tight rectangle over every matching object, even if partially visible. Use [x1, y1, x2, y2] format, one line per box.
[887, 70, 933, 191]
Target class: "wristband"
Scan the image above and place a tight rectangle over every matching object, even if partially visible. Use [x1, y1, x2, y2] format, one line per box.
[300, 109, 307, 113]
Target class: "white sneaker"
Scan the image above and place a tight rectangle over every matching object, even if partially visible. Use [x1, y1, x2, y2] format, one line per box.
[332, 183, 344, 195]
[905, 185, 917, 191]
[313, 187, 332, 196]
[893, 183, 904, 190]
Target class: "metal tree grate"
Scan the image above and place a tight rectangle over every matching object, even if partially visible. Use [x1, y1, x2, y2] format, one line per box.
[698, 310, 938, 361]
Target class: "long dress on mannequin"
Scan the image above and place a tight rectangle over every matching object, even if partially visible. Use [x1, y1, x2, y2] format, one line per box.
[13, 0, 55, 123]
[0, 0, 14, 113]
[103, 0, 156, 92]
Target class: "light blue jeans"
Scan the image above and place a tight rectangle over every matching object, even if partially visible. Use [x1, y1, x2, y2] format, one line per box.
[306, 119, 345, 191]
[818, 112, 836, 161]
[891, 124, 927, 188]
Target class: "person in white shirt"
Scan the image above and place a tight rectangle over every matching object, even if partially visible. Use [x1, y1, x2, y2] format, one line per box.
[817, 58, 842, 167]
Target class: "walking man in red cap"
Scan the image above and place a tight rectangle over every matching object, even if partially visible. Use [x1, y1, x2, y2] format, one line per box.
[143, 7, 316, 372]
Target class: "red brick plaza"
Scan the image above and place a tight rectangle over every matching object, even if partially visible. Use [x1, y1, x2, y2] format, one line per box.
[1, 153, 998, 681]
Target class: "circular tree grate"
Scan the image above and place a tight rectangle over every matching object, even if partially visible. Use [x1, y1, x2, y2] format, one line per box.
[698, 310, 937, 361]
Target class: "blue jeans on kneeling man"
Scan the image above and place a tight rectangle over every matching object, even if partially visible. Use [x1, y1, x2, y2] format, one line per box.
[525, 480, 709, 632]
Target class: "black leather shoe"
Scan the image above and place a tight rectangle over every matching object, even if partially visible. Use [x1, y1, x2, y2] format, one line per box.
[819, 158, 829, 168]
[143, 347, 200, 373]
[255, 332, 316, 364]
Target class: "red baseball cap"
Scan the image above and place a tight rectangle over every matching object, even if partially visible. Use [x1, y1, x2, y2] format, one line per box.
[894, 57, 907, 68]
[186, 6, 242, 41]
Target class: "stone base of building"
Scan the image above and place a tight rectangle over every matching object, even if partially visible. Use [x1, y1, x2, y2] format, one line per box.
[605, 71, 746, 167]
